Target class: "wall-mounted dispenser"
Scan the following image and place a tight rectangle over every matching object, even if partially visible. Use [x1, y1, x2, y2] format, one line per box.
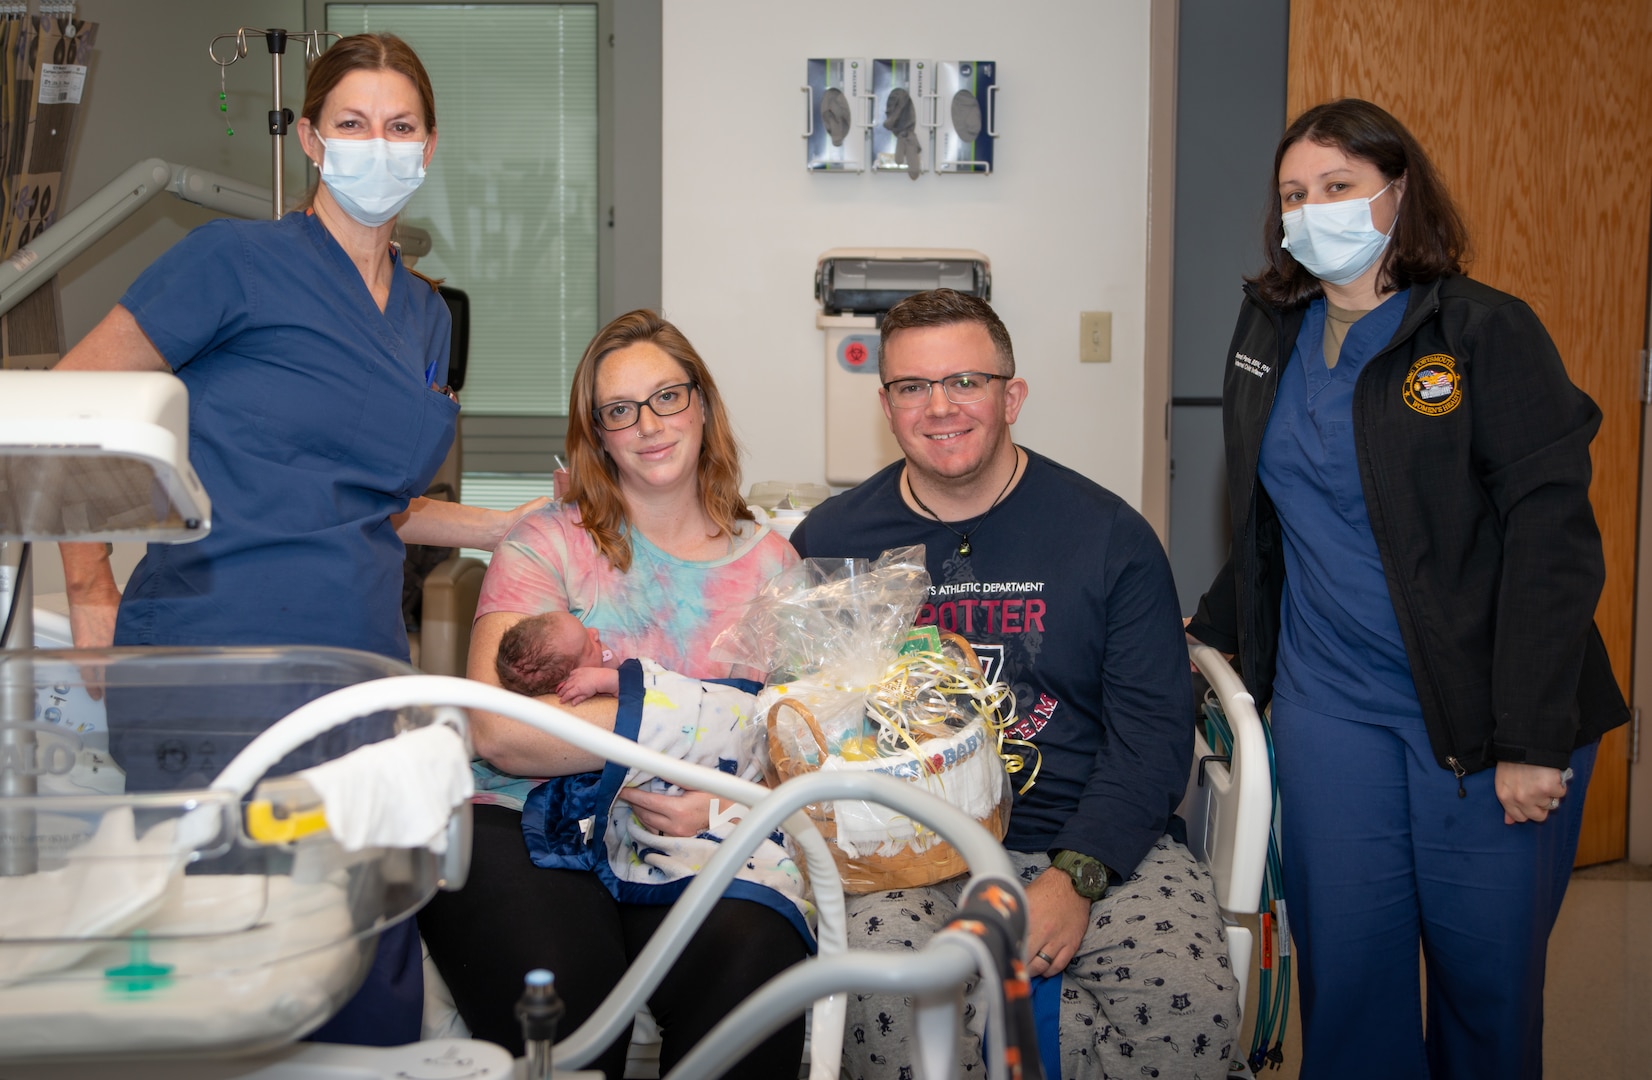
[815, 248, 991, 486]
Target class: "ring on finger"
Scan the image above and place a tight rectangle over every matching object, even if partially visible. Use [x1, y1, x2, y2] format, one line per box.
[1035, 950, 1056, 964]
[1547, 796, 1560, 810]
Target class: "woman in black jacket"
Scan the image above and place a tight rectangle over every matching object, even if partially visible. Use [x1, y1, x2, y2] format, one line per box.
[1187, 98, 1627, 1080]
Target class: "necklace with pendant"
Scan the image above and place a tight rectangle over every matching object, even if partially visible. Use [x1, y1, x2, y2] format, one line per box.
[905, 448, 1021, 558]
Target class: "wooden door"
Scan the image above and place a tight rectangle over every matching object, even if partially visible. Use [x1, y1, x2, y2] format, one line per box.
[1288, 0, 1652, 864]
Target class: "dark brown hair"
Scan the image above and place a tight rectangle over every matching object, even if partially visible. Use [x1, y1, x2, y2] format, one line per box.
[494, 613, 576, 696]
[1249, 98, 1469, 307]
[298, 33, 436, 209]
[565, 310, 753, 573]
[878, 288, 1015, 379]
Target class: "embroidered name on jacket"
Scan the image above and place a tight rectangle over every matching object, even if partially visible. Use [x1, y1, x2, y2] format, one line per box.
[1234, 352, 1271, 377]
[1403, 354, 1462, 416]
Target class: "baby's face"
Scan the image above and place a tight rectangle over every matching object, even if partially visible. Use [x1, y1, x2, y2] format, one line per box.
[581, 625, 616, 669]
[547, 612, 614, 669]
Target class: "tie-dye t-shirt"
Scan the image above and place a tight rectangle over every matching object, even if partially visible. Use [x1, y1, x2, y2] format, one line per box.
[471, 502, 797, 808]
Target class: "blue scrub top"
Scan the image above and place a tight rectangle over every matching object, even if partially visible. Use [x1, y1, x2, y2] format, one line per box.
[1258, 290, 1422, 724]
[114, 211, 457, 660]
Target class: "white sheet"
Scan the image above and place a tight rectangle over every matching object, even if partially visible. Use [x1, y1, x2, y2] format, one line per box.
[0, 808, 184, 985]
[0, 875, 361, 1060]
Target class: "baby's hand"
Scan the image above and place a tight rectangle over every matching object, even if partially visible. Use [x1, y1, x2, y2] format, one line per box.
[557, 666, 619, 706]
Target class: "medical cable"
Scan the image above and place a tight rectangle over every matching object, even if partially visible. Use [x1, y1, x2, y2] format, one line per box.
[0, 542, 28, 648]
[1201, 688, 1291, 1073]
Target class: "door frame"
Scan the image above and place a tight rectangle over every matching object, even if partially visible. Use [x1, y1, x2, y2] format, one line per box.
[1630, 195, 1652, 866]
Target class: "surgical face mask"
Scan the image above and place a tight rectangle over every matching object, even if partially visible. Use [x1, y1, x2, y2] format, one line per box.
[319, 137, 426, 227]
[1280, 180, 1398, 286]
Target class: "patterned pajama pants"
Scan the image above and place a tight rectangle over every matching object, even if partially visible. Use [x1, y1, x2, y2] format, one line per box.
[841, 837, 1240, 1080]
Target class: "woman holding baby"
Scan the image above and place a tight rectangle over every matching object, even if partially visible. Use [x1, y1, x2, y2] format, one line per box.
[417, 311, 802, 1078]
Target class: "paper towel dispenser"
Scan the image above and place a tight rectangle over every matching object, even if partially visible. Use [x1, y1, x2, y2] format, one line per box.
[816, 248, 991, 319]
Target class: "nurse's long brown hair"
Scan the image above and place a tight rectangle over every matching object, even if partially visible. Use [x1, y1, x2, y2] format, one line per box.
[565, 311, 753, 573]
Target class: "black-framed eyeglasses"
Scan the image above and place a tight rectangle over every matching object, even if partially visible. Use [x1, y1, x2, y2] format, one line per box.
[592, 382, 698, 431]
[881, 372, 1006, 409]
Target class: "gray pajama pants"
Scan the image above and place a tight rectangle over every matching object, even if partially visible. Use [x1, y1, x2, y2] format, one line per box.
[840, 837, 1240, 1080]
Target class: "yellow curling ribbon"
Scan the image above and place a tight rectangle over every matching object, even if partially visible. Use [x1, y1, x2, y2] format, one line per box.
[858, 642, 1037, 798]
[995, 731, 1043, 796]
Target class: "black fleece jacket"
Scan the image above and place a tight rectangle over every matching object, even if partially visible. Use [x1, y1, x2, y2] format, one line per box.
[1188, 274, 1627, 776]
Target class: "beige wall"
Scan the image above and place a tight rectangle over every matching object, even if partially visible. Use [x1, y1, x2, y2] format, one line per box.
[660, 0, 1157, 503]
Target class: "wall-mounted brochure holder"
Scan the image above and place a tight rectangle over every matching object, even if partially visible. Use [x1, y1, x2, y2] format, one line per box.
[936, 60, 997, 175]
[871, 58, 933, 179]
[803, 58, 871, 172]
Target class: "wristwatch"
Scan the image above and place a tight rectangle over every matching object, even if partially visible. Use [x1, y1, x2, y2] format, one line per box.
[1050, 849, 1110, 901]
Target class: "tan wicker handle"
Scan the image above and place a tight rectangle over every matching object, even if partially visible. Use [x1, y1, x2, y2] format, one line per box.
[936, 629, 984, 676]
[767, 696, 831, 760]
[768, 632, 981, 767]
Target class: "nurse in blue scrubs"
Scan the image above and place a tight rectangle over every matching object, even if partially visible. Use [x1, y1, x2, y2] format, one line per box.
[55, 33, 544, 1045]
[1187, 99, 1627, 1079]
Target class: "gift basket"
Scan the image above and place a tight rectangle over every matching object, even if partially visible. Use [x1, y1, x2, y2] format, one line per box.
[714, 546, 1025, 893]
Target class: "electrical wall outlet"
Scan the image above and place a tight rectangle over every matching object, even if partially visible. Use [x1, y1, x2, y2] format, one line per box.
[1080, 311, 1111, 363]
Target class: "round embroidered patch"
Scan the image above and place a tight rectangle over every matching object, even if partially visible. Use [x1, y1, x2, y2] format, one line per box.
[1403, 354, 1462, 416]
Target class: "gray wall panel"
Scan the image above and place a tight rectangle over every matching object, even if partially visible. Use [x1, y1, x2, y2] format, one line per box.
[1167, 0, 1288, 613]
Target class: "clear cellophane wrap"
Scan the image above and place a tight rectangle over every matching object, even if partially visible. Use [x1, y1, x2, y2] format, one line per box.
[711, 546, 1020, 893]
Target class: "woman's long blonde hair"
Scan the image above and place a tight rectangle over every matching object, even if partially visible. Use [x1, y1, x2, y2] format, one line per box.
[565, 311, 753, 572]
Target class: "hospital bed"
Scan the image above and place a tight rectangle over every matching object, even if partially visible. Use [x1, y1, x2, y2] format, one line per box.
[1180, 642, 1274, 1029]
[0, 645, 1026, 1080]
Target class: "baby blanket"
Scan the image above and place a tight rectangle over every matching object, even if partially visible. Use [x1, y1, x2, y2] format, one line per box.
[521, 659, 814, 948]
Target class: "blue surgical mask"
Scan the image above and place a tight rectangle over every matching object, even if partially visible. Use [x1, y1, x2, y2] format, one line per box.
[320, 137, 427, 227]
[1280, 181, 1398, 286]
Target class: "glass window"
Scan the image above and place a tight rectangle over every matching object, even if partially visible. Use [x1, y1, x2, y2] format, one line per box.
[454, 473, 556, 562]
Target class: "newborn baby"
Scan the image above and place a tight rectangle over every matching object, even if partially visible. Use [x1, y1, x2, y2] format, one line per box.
[502, 614, 812, 939]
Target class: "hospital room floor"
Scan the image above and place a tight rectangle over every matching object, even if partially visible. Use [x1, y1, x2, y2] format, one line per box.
[1235, 861, 1652, 1079]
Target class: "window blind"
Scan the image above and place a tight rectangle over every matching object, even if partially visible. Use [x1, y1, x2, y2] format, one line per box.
[455, 472, 557, 562]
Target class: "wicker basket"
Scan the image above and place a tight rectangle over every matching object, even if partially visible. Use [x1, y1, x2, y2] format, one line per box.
[764, 632, 1010, 894]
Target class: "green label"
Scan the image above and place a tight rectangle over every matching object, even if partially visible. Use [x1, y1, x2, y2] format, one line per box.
[899, 625, 942, 656]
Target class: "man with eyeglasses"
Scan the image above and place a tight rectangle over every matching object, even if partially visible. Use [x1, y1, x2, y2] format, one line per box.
[791, 289, 1236, 1080]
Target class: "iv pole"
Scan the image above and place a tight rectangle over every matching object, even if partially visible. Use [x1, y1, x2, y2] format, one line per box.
[209, 27, 340, 219]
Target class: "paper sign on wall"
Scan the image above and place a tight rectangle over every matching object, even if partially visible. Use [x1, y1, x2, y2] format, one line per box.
[38, 63, 86, 105]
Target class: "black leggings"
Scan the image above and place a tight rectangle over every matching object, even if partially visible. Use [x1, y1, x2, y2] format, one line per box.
[419, 804, 807, 1079]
